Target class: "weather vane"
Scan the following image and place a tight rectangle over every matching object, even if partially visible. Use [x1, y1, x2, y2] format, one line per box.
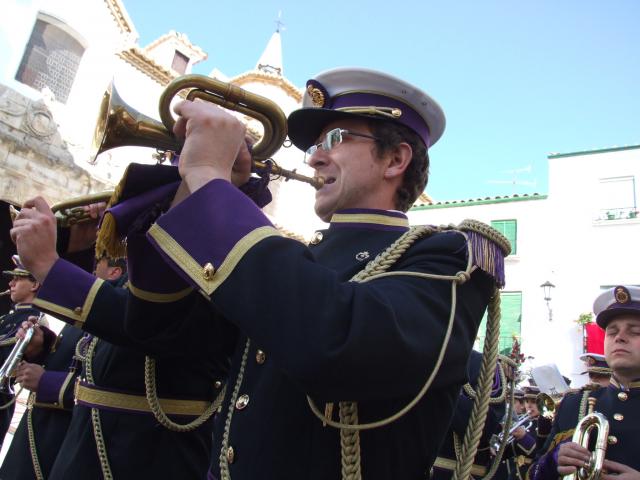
[275, 11, 286, 33]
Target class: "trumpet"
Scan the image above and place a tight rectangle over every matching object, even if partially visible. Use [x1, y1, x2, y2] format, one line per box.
[0, 313, 43, 395]
[562, 398, 609, 480]
[491, 414, 533, 451]
[92, 74, 323, 188]
[0, 290, 10, 297]
[537, 392, 563, 420]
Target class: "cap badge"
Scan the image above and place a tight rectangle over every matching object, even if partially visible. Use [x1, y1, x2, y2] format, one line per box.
[614, 286, 630, 305]
[586, 357, 596, 366]
[307, 85, 326, 108]
[355, 251, 370, 262]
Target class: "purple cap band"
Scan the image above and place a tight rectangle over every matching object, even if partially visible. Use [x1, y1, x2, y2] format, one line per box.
[331, 92, 430, 146]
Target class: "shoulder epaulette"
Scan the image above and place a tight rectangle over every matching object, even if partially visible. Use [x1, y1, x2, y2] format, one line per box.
[457, 219, 511, 288]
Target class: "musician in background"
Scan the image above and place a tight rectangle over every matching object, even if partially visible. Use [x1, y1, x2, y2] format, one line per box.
[10, 202, 233, 477]
[579, 352, 612, 388]
[0, 310, 84, 478]
[0, 256, 41, 448]
[528, 286, 640, 480]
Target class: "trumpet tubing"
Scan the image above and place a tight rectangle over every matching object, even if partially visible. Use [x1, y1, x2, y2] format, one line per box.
[0, 322, 37, 395]
[0, 290, 10, 297]
[92, 74, 322, 189]
[562, 398, 609, 480]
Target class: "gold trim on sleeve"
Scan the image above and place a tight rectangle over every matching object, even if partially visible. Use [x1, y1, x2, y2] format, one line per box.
[149, 224, 281, 296]
[33, 278, 104, 327]
[128, 284, 193, 303]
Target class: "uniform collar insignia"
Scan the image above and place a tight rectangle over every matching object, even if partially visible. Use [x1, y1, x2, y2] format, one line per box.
[610, 376, 640, 391]
[329, 209, 409, 231]
[15, 303, 34, 310]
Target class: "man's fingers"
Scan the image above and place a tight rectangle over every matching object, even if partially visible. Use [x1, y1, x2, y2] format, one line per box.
[22, 196, 51, 214]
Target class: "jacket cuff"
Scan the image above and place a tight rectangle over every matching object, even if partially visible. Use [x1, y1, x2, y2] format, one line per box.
[35, 370, 75, 409]
[34, 258, 103, 327]
[527, 447, 560, 480]
[147, 179, 280, 296]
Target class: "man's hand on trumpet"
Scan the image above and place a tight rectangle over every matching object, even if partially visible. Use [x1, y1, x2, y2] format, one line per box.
[16, 319, 44, 360]
[10, 196, 59, 283]
[172, 99, 252, 194]
[15, 361, 44, 392]
[67, 201, 107, 253]
[556, 441, 592, 476]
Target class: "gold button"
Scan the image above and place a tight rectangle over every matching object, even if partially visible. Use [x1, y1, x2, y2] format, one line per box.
[618, 392, 628, 401]
[214, 380, 222, 389]
[309, 231, 323, 245]
[613, 413, 624, 421]
[73, 307, 82, 315]
[255, 350, 266, 364]
[608, 435, 618, 445]
[202, 262, 215, 281]
[226, 446, 235, 464]
[235, 394, 249, 410]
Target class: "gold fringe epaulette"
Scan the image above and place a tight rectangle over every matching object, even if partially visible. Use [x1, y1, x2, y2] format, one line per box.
[95, 177, 125, 260]
[458, 219, 511, 288]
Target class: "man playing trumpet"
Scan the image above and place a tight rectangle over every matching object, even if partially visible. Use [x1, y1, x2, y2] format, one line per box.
[528, 286, 640, 480]
[12, 67, 511, 478]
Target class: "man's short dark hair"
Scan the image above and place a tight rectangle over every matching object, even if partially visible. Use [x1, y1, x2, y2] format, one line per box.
[100, 256, 127, 274]
[369, 120, 429, 212]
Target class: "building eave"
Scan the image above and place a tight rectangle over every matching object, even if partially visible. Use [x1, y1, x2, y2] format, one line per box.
[231, 71, 302, 102]
[144, 31, 208, 64]
[104, 0, 138, 37]
[117, 47, 178, 86]
[410, 193, 548, 211]
[548, 144, 640, 159]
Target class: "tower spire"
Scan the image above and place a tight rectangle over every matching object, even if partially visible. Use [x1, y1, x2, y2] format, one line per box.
[256, 13, 284, 76]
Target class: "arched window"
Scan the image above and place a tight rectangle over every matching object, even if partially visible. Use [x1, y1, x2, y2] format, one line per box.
[15, 14, 85, 104]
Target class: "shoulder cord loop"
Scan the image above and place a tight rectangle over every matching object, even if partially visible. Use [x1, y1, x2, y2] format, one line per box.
[218, 222, 506, 480]
[144, 356, 226, 432]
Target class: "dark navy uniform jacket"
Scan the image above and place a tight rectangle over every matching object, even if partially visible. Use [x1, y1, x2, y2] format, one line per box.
[33, 270, 233, 479]
[0, 304, 40, 446]
[528, 380, 640, 480]
[125, 179, 496, 479]
[0, 323, 84, 479]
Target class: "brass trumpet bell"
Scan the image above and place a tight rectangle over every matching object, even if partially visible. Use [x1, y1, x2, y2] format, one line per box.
[536, 392, 562, 420]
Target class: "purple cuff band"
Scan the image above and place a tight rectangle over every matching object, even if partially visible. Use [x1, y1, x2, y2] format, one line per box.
[517, 433, 536, 451]
[38, 259, 97, 315]
[36, 370, 68, 405]
[150, 179, 273, 288]
[127, 232, 190, 294]
[331, 92, 430, 146]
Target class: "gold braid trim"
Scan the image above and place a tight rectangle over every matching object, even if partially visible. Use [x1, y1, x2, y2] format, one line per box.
[453, 287, 502, 480]
[85, 337, 114, 479]
[339, 400, 362, 480]
[144, 356, 225, 432]
[26, 393, 44, 480]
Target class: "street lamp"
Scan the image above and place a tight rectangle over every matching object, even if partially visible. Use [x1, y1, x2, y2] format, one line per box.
[540, 281, 555, 321]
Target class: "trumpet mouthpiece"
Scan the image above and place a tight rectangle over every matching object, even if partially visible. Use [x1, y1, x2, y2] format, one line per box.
[313, 176, 325, 190]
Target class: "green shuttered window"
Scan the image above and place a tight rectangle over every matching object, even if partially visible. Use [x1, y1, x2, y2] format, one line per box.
[477, 291, 522, 356]
[491, 219, 517, 255]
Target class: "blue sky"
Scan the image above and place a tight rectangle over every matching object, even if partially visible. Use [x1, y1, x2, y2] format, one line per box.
[124, 0, 640, 201]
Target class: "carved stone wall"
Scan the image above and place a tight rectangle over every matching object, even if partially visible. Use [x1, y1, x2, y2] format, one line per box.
[0, 83, 109, 205]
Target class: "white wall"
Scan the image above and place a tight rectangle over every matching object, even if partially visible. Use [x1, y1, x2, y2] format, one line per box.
[407, 146, 640, 386]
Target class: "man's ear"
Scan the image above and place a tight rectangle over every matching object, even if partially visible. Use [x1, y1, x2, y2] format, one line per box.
[109, 266, 122, 280]
[384, 143, 413, 180]
[30, 281, 40, 292]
